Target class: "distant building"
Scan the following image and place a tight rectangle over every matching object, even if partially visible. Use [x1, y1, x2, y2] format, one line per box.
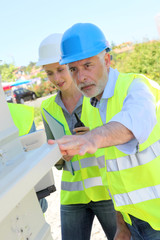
[13, 66, 45, 81]
[113, 41, 133, 54]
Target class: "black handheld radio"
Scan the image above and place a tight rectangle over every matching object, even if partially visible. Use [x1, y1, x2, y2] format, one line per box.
[74, 113, 85, 128]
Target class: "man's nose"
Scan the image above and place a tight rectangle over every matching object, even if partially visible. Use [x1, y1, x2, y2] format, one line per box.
[77, 70, 86, 83]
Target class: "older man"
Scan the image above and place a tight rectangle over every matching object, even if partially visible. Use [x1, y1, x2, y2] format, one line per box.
[49, 23, 160, 239]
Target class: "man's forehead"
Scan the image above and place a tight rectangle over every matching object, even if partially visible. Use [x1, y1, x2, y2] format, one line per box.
[68, 55, 98, 67]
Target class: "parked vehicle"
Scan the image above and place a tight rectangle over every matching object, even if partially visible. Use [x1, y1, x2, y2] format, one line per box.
[13, 88, 37, 104]
[6, 95, 13, 103]
[3, 85, 13, 103]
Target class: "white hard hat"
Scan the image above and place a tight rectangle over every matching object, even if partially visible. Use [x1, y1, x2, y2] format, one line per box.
[36, 33, 63, 66]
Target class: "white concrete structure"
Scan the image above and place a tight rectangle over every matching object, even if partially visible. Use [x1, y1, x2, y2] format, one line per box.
[0, 76, 61, 239]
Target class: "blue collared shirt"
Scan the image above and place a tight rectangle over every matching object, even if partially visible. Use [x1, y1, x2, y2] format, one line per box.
[90, 68, 157, 154]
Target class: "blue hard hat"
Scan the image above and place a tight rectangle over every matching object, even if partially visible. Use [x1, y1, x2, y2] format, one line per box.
[59, 23, 111, 65]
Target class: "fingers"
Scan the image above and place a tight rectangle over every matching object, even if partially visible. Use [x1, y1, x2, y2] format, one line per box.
[73, 126, 90, 134]
[73, 126, 90, 132]
[47, 139, 68, 155]
[60, 150, 68, 156]
[56, 135, 81, 150]
[79, 143, 90, 155]
[47, 137, 82, 157]
[56, 135, 76, 145]
[58, 138, 82, 156]
[48, 135, 95, 157]
[75, 131, 87, 135]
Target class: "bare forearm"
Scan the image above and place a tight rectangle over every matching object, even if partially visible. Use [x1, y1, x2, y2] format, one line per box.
[114, 212, 131, 240]
[87, 121, 134, 149]
[49, 121, 135, 156]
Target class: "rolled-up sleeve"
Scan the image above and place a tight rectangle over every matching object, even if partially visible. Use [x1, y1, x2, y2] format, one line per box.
[109, 78, 157, 154]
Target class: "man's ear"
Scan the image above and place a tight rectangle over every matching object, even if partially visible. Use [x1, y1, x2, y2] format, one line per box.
[104, 53, 111, 72]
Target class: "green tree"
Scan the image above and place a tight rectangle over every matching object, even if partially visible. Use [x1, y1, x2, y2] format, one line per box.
[0, 64, 16, 82]
[23, 61, 37, 74]
[112, 41, 160, 83]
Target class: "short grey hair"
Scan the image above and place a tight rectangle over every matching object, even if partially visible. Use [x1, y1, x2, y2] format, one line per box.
[97, 50, 106, 63]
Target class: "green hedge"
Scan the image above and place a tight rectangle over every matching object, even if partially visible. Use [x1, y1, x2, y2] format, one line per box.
[111, 41, 160, 84]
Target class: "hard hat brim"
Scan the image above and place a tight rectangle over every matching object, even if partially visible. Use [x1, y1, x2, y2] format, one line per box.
[59, 46, 110, 65]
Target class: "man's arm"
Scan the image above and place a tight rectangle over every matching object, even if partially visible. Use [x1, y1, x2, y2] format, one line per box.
[49, 79, 156, 157]
[48, 121, 134, 157]
[89, 121, 134, 149]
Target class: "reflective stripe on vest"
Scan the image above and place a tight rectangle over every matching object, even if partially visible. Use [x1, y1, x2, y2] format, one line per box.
[61, 176, 103, 191]
[107, 140, 160, 172]
[97, 156, 106, 168]
[63, 155, 105, 172]
[61, 181, 84, 191]
[63, 161, 80, 171]
[84, 176, 103, 189]
[114, 184, 160, 207]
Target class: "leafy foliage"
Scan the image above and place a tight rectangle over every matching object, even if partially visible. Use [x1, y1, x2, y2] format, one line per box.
[29, 80, 57, 98]
[1, 40, 160, 86]
[31, 71, 47, 80]
[0, 64, 16, 82]
[111, 40, 160, 84]
[22, 62, 39, 75]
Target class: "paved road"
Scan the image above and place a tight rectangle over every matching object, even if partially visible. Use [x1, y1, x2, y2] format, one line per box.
[24, 93, 56, 108]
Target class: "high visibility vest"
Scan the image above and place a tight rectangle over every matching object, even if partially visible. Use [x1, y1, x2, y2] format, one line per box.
[105, 73, 160, 230]
[41, 95, 111, 204]
[8, 103, 34, 136]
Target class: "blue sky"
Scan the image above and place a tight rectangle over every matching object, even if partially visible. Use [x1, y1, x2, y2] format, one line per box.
[1, 0, 160, 66]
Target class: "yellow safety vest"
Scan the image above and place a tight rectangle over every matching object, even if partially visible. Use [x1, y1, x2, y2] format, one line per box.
[41, 95, 111, 205]
[8, 103, 34, 136]
[105, 73, 160, 230]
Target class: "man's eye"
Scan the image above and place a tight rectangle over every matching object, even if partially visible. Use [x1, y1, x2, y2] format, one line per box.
[70, 68, 76, 72]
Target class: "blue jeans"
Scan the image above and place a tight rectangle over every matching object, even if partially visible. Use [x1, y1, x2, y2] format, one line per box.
[61, 200, 116, 240]
[127, 215, 160, 240]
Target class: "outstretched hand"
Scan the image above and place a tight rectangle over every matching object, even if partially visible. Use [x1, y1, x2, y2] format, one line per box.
[48, 132, 97, 156]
